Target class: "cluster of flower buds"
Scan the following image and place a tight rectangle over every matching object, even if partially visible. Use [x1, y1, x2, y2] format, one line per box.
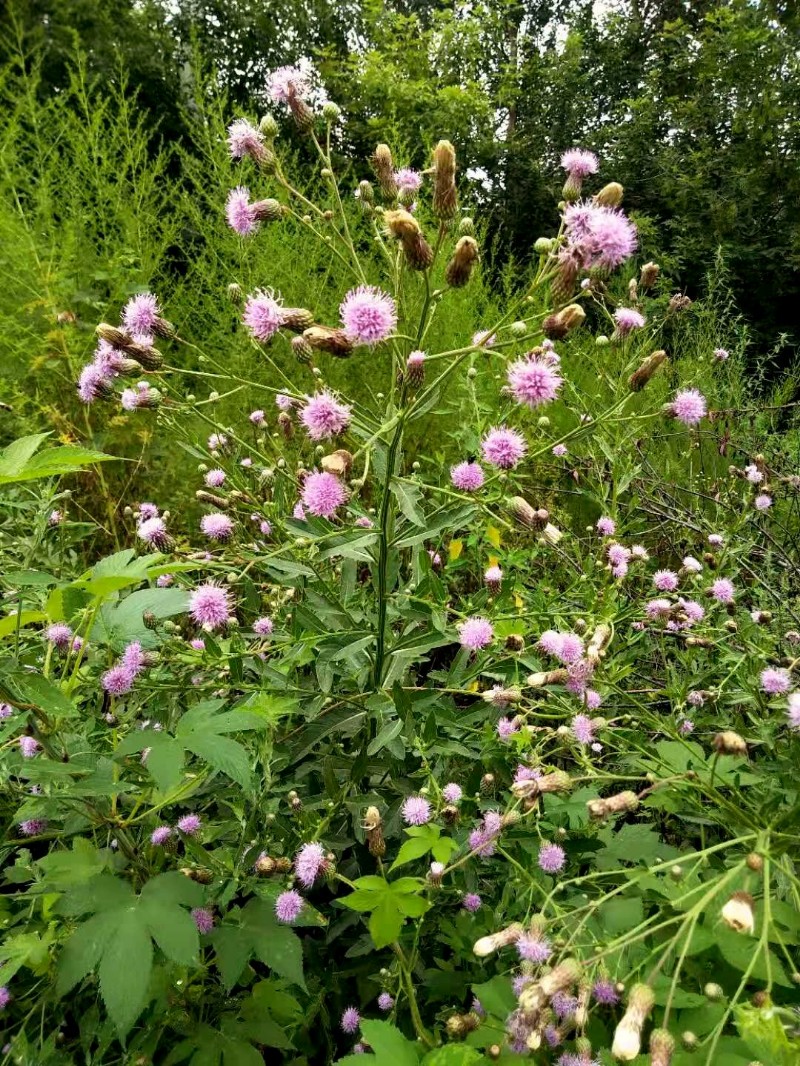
[514, 958, 582, 1051]
[543, 304, 586, 340]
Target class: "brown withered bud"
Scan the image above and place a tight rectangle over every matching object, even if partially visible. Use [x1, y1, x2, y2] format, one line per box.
[668, 292, 693, 313]
[526, 668, 569, 689]
[446, 1013, 480, 1039]
[543, 304, 586, 339]
[321, 450, 353, 477]
[281, 307, 315, 332]
[628, 277, 639, 303]
[125, 341, 163, 370]
[57, 310, 77, 325]
[278, 412, 294, 439]
[362, 806, 386, 857]
[587, 623, 612, 662]
[550, 246, 583, 304]
[713, 731, 748, 756]
[629, 350, 668, 392]
[371, 144, 398, 200]
[442, 803, 460, 825]
[287, 95, 314, 133]
[195, 491, 229, 509]
[291, 335, 314, 363]
[473, 922, 524, 957]
[303, 325, 354, 358]
[594, 181, 624, 207]
[587, 790, 640, 821]
[180, 867, 213, 884]
[251, 198, 283, 223]
[511, 770, 572, 800]
[746, 852, 764, 872]
[287, 790, 302, 812]
[640, 261, 660, 289]
[274, 857, 292, 874]
[505, 633, 525, 652]
[255, 854, 277, 876]
[508, 496, 547, 530]
[649, 1028, 676, 1066]
[432, 140, 458, 220]
[751, 611, 772, 625]
[383, 209, 434, 270]
[445, 236, 480, 287]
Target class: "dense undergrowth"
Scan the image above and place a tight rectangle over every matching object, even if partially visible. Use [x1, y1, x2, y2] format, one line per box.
[1, 52, 799, 1066]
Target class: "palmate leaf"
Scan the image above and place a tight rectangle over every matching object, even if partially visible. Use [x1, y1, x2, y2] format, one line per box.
[210, 900, 306, 992]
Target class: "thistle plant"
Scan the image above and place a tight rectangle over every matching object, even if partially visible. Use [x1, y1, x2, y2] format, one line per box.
[1, 61, 799, 1066]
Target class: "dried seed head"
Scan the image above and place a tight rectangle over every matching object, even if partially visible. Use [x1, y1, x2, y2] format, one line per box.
[255, 854, 276, 876]
[432, 139, 458, 219]
[612, 984, 655, 1061]
[473, 922, 524, 957]
[594, 181, 624, 207]
[180, 866, 213, 884]
[511, 770, 572, 800]
[505, 633, 525, 652]
[303, 325, 354, 358]
[508, 496, 548, 530]
[278, 411, 294, 439]
[445, 236, 480, 287]
[629, 350, 668, 392]
[587, 790, 640, 821]
[320, 450, 353, 477]
[668, 292, 693, 313]
[371, 144, 398, 200]
[713, 731, 748, 756]
[721, 891, 755, 935]
[525, 668, 569, 689]
[649, 1028, 676, 1066]
[195, 491, 229, 508]
[640, 261, 660, 289]
[382, 209, 433, 270]
[543, 304, 586, 339]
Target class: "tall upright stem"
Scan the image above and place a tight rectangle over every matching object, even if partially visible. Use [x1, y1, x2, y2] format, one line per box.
[373, 413, 405, 689]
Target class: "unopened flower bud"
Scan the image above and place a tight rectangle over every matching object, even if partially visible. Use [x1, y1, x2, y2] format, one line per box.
[612, 984, 655, 1061]
[594, 181, 624, 207]
[511, 770, 572, 800]
[321, 101, 341, 123]
[721, 892, 755, 935]
[371, 144, 398, 200]
[713, 731, 748, 756]
[458, 216, 475, 236]
[505, 633, 525, 652]
[681, 1032, 698, 1050]
[279, 307, 314, 332]
[259, 113, 279, 138]
[255, 854, 276, 876]
[629, 350, 668, 392]
[362, 806, 385, 856]
[227, 282, 243, 303]
[480, 773, 495, 795]
[446, 1012, 480, 1038]
[428, 861, 445, 886]
[534, 237, 553, 255]
[746, 852, 764, 872]
[704, 982, 724, 1000]
[508, 496, 548, 530]
[649, 1028, 675, 1066]
[587, 790, 639, 820]
[432, 140, 458, 220]
[445, 236, 480, 287]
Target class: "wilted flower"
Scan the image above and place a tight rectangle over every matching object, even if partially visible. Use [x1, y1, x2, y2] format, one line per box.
[721, 891, 755, 934]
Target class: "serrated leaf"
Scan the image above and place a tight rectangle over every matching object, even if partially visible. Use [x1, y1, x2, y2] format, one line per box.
[142, 901, 199, 965]
[143, 735, 185, 792]
[242, 900, 305, 989]
[369, 896, 404, 949]
[183, 733, 251, 788]
[210, 925, 253, 991]
[1, 670, 77, 719]
[390, 479, 425, 525]
[357, 1020, 419, 1065]
[57, 911, 118, 996]
[98, 908, 153, 1036]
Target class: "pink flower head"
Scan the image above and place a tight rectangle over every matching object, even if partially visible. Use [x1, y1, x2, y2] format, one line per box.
[19, 818, 47, 836]
[552, 443, 568, 457]
[507, 355, 563, 408]
[293, 502, 306, 521]
[564, 202, 637, 269]
[243, 290, 284, 342]
[552, 632, 584, 664]
[200, 513, 234, 541]
[189, 584, 231, 628]
[497, 716, 519, 740]
[267, 65, 310, 103]
[517, 933, 552, 963]
[754, 494, 772, 511]
[462, 892, 482, 912]
[646, 597, 672, 620]
[226, 118, 264, 161]
[672, 388, 707, 426]
[275, 889, 304, 923]
[450, 460, 485, 491]
[683, 555, 703, 573]
[259, 519, 271, 535]
[377, 992, 395, 1012]
[177, 814, 201, 835]
[302, 471, 347, 519]
[710, 578, 735, 604]
[45, 623, 73, 648]
[481, 426, 527, 469]
[538, 842, 566, 874]
[394, 168, 423, 193]
[253, 616, 274, 636]
[708, 533, 724, 547]
[295, 841, 327, 886]
[205, 469, 226, 488]
[354, 516, 373, 528]
[77, 361, 113, 404]
[607, 543, 631, 567]
[139, 502, 160, 520]
[442, 782, 462, 804]
[150, 825, 172, 846]
[469, 811, 503, 856]
[714, 348, 729, 361]
[571, 714, 595, 745]
[592, 979, 619, 1005]
[596, 516, 616, 536]
[787, 692, 800, 731]
[137, 517, 171, 550]
[340, 1007, 361, 1035]
[561, 148, 598, 177]
[761, 667, 790, 695]
[613, 307, 645, 335]
[472, 329, 496, 348]
[484, 565, 503, 589]
[192, 907, 215, 934]
[122, 293, 160, 337]
[249, 409, 265, 425]
[653, 569, 679, 592]
[122, 641, 147, 675]
[585, 689, 603, 710]
[275, 393, 293, 411]
[226, 186, 258, 236]
[101, 664, 136, 696]
[401, 795, 432, 826]
[340, 285, 397, 346]
[19, 736, 40, 758]
[745, 464, 764, 484]
[458, 616, 493, 651]
[299, 390, 351, 440]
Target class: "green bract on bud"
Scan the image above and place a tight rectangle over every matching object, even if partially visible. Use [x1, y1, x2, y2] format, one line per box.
[432, 139, 458, 220]
[321, 101, 341, 123]
[281, 308, 315, 332]
[594, 181, 624, 207]
[288, 96, 315, 133]
[357, 179, 374, 205]
[251, 198, 283, 223]
[291, 335, 314, 363]
[509, 320, 528, 337]
[445, 236, 480, 287]
[596, 334, 610, 346]
[259, 113, 279, 138]
[227, 282, 243, 303]
[458, 216, 475, 236]
[371, 144, 398, 201]
[534, 236, 553, 255]
[629, 350, 668, 392]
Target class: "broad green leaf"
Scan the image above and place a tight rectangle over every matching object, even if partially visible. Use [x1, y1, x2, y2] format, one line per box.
[57, 911, 118, 996]
[358, 1020, 419, 1065]
[472, 976, 517, 1019]
[142, 900, 199, 965]
[598, 896, 644, 934]
[0, 611, 46, 638]
[143, 735, 186, 792]
[1, 670, 77, 719]
[0, 433, 50, 477]
[422, 1047, 482, 1066]
[210, 925, 253, 991]
[98, 908, 153, 1035]
[369, 896, 403, 949]
[36, 839, 107, 888]
[183, 733, 251, 789]
[241, 900, 305, 989]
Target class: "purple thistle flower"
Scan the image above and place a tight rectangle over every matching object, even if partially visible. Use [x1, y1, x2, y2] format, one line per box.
[754, 493, 773, 511]
[267, 65, 310, 103]
[516, 933, 552, 963]
[250, 409, 265, 425]
[571, 713, 595, 745]
[592, 978, 619, 1005]
[122, 293, 160, 337]
[354, 516, 373, 528]
[45, 622, 73, 648]
[714, 347, 729, 361]
[552, 443, 568, 457]
[564, 201, 637, 269]
[377, 992, 395, 1011]
[394, 168, 423, 193]
[457, 616, 493, 651]
[295, 842, 326, 886]
[561, 148, 598, 177]
[710, 577, 735, 603]
[177, 814, 201, 836]
[537, 842, 566, 874]
[462, 893, 482, 912]
[191, 907, 215, 934]
[200, 513, 234, 541]
[137, 516, 171, 549]
[585, 689, 602, 710]
[122, 642, 147, 675]
[787, 692, 800, 731]
[226, 118, 265, 161]
[401, 795, 432, 826]
[507, 355, 562, 408]
[497, 716, 519, 741]
[205, 469, 226, 488]
[102, 664, 136, 696]
[481, 426, 527, 469]
[450, 460, 485, 491]
[18, 736, 40, 758]
[340, 286, 397, 346]
[189, 584, 231, 629]
[226, 186, 258, 235]
[0, 986, 11, 1010]
[275, 393, 293, 410]
[596, 516, 616, 535]
[19, 818, 47, 836]
[243, 290, 284, 342]
[653, 569, 679, 592]
[275, 890, 304, 923]
[552, 991, 579, 1019]
[138, 501, 160, 520]
[301, 471, 347, 519]
[340, 1007, 360, 1035]
[0, 703, 13, 719]
[442, 782, 462, 804]
[299, 390, 352, 440]
[745, 464, 764, 484]
[761, 667, 791, 695]
[253, 616, 274, 636]
[613, 307, 645, 335]
[646, 598, 672, 620]
[150, 826, 172, 846]
[680, 719, 695, 734]
[672, 388, 707, 426]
